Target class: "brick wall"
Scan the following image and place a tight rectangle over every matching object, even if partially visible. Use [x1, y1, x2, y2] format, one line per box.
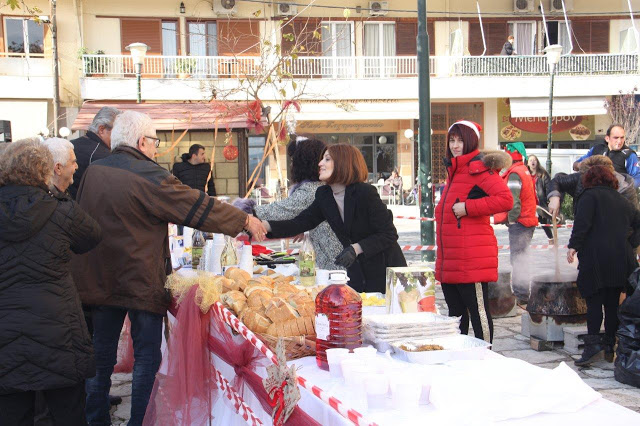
[156, 130, 240, 197]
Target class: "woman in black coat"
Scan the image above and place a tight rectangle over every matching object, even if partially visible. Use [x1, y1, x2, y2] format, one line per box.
[527, 155, 553, 241]
[567, 165, 640, 367]
[264, 144, 406, 293]
[0, 139, 102, 424]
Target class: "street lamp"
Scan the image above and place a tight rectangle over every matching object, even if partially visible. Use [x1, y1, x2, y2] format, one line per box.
[543, 44, 563, 174]
[126, 42, 149, 103]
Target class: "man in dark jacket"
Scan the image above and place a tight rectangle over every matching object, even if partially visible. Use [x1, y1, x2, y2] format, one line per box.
[0, 139, 102, 425]
[68, 106, 121, 199]
[172, 143, 216, 196]
[500, 35, 516, 55]
[72, 110, 266, 425]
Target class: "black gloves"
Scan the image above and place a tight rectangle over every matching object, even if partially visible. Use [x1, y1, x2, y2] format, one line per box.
[335, 246, 357, 268]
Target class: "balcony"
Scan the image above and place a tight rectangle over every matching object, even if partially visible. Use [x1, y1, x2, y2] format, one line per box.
[0, 53, 54, 99]
[82, 53, 639, 79]
[80, 53, 640, 102]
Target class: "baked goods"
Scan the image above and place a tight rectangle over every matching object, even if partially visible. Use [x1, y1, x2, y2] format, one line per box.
[221, 277, 240, 293]
[247, 289, 273, 309]
[225, 267, 251, 290]
[266, 316, 315, 337]
[265, 297, 299, 323]
[220, 290, 247, 316]
[241, 307, 272, 334]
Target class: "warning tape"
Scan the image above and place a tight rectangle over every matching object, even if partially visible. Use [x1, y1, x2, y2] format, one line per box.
[280, 245, 567, 254]
[392, 216, 574, 228]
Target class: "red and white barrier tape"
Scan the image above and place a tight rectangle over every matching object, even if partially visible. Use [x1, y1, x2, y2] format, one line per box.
[398, 244, 567, 251]
[213, 364, 264, 426]
[211, 302, 378, 426]
[392, 216, 574, 228]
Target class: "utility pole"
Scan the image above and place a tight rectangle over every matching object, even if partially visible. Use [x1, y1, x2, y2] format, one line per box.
[51, 0, 60, 135]
[417, 0, 434, 261]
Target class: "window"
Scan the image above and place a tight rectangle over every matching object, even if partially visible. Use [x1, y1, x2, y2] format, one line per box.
[248, 136, 267, 188]
[544, 21, 572, 54]
[188, 21, 217, 76]
[620, 27, 638, 53]
[508, 21, 536, 55]
[161, 21, 178, 76]
[321, 22, 354, 78]
[364, 22, 396, 77]
[4, 18, 44, 55]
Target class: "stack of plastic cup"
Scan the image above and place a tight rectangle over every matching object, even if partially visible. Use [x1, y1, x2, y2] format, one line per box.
[210, 234, 225, 275]
[389, 373, 422, 410]
[326, 348, 349, 379]
[353, 346, 377, 359]
[364, 373, 389, 411]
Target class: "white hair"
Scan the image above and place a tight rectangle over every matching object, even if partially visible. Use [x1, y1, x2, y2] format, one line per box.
[88, 106, 121, 133]
[42, 137, 74, 166]
[110, 110, 155, 150]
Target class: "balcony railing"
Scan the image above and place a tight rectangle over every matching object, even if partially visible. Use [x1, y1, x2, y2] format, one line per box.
[82, 53, 640, 79]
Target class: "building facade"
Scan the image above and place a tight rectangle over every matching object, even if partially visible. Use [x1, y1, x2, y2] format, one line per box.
[1, 0, 639, 195]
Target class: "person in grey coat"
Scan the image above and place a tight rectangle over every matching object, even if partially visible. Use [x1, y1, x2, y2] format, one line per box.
[500, 35, 516, 55]
[235, 137, 343, 270]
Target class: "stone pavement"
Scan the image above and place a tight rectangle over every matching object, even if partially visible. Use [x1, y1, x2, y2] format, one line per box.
[106, 204, 640, 424]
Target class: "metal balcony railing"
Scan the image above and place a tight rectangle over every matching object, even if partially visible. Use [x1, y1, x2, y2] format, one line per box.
[81, 53, 640, 79]
[0, 52, 52, 77]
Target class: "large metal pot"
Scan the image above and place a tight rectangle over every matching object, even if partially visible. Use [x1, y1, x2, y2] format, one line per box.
[488, 271, 516, 317]
[527, 272, 587, 317]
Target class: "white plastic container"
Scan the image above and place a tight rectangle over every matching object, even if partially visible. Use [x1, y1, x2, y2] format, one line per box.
[364, 373, 389, 411]
[353, 346, 377, 360]
[340, 357, 361, 385]
[389, 373, 422, 410]
[326, 348, 349, 379]
[392, 335, 491, 365]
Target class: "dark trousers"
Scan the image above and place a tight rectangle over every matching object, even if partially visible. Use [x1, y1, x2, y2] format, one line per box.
[441, 282, 494, 343]
[508, 223, 536, 299]
[0, 383, 86, 426]
[585, 287, 622, 338]
[85, 306, 163, 426]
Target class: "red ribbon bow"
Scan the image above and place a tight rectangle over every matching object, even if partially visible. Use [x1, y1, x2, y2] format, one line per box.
[268, 379, 288, 426]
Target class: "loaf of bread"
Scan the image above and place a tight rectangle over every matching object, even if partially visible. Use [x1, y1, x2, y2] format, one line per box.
[273, 282, 298, 298]
[244, 284, 272, 297]
[295, 302, 315, 317]
[221, 277, 240, 293]
[265, 297, 299, 323]
[265, 316, 315, 337]
[247, 289, 273, 309]
[224, 267, 251, 290]
[288, 291, 313, 307]
[220, 290, 247, 316]
[240, 307, 272, 334]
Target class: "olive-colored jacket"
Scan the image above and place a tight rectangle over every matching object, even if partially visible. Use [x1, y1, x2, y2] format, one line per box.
[72, 146, 247, 314]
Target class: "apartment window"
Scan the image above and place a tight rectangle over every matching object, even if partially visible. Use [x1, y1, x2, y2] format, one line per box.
[188, 22, 218, 56]
[162, 21, 178, 76]
[321, 22, 354, 78]
[620, 27, 639, 53]
[544, 21, 572, 54]
[508, 21, 536, 55]
[364, 22, 396, 77]
[248, 135, 267, 188]
[4, 18, 44, 55]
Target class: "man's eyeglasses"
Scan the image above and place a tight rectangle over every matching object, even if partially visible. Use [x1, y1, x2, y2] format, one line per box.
[145, 136, 161, 148]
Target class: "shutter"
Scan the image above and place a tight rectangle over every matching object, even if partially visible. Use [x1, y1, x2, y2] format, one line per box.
[281, 19, 321, 56]
[121, 19, 162, 55]
[396, 21, 416, 55]
[590, 21, 609, 53]
[0, 18, 5, 53]
[571, 21, 591, 52]
[469, 22, 506, 55]
[217, 21, 260, 56]
[395, 21, 434, 55]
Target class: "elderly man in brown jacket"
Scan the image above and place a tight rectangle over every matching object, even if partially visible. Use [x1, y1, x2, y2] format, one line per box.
[72, 110, 266, 426]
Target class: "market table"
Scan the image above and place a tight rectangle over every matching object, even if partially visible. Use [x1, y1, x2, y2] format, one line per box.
[153, 299, 640, 426]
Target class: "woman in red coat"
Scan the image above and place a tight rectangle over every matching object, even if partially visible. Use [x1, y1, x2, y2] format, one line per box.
[435, 121, 513, 342]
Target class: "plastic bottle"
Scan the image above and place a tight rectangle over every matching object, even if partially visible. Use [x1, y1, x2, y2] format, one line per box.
[298, 232, 316, 287]
[191, 230, 205, 269]
[315, 271, 363, 370]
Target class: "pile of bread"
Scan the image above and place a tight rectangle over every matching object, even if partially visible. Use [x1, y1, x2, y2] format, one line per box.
[219, 267, 320, 338]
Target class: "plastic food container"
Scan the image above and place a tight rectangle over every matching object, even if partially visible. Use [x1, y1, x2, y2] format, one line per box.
[392, 335, 491, 365]
[389, 373, 422, 409]
[364, 373, 389, 411]
[326, 348, 350, 379]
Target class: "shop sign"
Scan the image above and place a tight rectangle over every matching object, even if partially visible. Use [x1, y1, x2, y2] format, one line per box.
[297, 121, 386, 132]
[498, 98, 595, 143]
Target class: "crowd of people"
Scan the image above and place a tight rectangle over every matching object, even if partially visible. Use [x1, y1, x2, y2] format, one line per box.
[1, 104, 639, 424]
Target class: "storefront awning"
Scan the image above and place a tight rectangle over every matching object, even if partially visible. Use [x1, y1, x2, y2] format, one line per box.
[72, 101, 267, 131]
[509, 97, 607, 118]
[269, 101, 419, 121]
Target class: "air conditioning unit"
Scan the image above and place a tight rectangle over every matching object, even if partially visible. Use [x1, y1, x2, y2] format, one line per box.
[214, 0, 237, 16]
[550, 0, 573, 13]
[276, 2, 298, 17]
[513, 0, 534, 13]
[369, 1, 388, 16]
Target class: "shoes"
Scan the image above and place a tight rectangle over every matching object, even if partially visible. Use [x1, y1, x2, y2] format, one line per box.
[109, 395, 122, 406]
[603, 335, 616, 363]
[575, 334, 604, 367]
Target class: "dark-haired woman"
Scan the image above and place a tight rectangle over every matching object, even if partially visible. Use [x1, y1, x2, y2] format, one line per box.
[568, 165, 640, 366]
[527, 154, 554, 242]
[435, 120, 513, 343]
[172, 143, 216, 196]
[262, 144, 406, 293]
[251, 138, 343, 270]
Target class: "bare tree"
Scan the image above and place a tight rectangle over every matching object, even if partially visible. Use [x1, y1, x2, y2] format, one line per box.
[605, 87, 640, 146]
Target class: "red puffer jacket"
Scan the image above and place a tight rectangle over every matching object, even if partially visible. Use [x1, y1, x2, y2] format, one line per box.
[435, 150, 513, 284]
